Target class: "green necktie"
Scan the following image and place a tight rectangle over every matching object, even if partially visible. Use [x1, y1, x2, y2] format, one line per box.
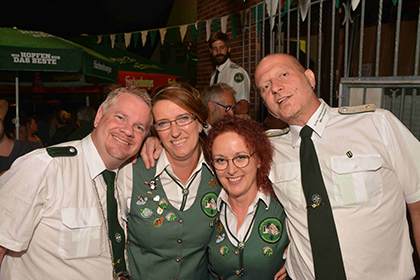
[214, 69, 220, 84]
[102, 170, 127, 274]
[299, 126, 346, 279]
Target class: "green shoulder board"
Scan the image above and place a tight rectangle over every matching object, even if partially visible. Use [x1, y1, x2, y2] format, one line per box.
[266, 127, 290, 137]
[47, 146, 78, 157]
[338, 104, 376, 115]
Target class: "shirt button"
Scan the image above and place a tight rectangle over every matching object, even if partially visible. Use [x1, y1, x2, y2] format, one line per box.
[179, 219, 184, 224]
[354, 165, 358, 169]
[235, 270, 241, 275]
[175, 257, 181, 262]
[234, 250, 239, 255]
[177, 239, 182, 243]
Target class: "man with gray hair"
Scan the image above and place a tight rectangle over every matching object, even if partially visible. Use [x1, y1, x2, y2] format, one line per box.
[202, 83, 236, 133]
[0, 87, 152, 280]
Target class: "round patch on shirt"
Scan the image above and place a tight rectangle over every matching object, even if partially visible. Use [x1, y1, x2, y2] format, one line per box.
[234, 73, 244, 83]
[201, 192, 218, 217]
[258, 217, 283, 243]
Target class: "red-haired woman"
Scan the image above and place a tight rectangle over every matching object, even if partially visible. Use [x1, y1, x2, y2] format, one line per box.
[204, 116, 289, 280]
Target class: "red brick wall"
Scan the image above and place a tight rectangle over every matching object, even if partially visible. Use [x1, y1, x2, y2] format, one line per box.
[197, 0, 263, 119]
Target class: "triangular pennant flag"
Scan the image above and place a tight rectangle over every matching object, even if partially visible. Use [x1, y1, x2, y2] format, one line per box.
[110, 34, 116, 49]
[180, 25, 188, 42]
[150, 30, 157, 46]
[206, 19, 212, 41]
[212, 18, 220, 33]
[221, 16, 228, 33]
[96, 35, 102, 44]
[190, 24, 197, 42]
[117, 34, 123, 48]
[266, 0, 279, 30]
[336, 0, 340, 8]
[352, 0, 360, 10]
[133, 32, 139, 48]
[392, 0, 397, 5]
[124, 33, 132, 48]
[254, 3, 264, 36]
[169, 27, 177, 43]
[198, 21, 204, 42]
[141, 31, 148, 47]
[299, 0, 311, 22]
[159, 28, 167, 44]
[231, 14, 238, 41]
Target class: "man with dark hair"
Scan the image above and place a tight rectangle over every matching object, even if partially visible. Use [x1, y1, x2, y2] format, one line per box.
[209, 31, 250, 118]
[202, 83, 236, 133]
[0, 87, 152, 279]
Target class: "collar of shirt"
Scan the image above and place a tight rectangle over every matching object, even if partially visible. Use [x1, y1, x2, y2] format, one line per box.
[290, 99, 331, 147]
[82, 134, 108, 180]
[216, 58, 232, 72]
[155, 149, 213, 178]
[218, 188, 271, 244]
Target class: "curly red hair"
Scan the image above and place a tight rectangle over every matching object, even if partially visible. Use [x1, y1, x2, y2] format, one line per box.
[204, 116, 275, 196]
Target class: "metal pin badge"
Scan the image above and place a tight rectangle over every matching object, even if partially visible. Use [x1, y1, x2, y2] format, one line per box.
[346, 150, 353, 158]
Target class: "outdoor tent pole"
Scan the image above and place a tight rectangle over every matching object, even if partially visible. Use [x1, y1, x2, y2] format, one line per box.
[15, 72, 20, 140]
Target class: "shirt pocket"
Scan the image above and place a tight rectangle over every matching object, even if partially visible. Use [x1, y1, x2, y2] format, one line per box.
[270, 162, 302, 209]
[331, 154, 383, 206]
[59, 208, 105, 260]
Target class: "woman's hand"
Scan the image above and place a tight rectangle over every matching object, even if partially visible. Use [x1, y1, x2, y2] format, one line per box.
[274, 263, 287, 280]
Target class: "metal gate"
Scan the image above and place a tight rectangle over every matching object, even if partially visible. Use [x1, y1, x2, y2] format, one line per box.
[241, 0, 420, 139]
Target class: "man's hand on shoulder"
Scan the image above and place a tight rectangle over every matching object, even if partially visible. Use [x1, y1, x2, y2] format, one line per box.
[140, 136, 163, 169]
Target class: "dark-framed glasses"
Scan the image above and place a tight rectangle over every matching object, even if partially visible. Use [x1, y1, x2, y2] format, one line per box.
[154, 113, 197, 131]
[211, 153, 254, 171]
[213, 101, 236, 113]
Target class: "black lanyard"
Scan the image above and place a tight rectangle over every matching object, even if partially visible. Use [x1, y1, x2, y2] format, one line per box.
[223, 201, 259, 277]
[164, 169, 199, 211]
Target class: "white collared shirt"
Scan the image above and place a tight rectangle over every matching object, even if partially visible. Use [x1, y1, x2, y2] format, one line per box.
[210, 58, 251, 103]
[217, 188, 270, 246]
[0, 135, 122, 280]
[269, 99, 420, 280]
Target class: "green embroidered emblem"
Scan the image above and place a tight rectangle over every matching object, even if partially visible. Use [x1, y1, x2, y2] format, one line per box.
[258, 217, 282, 243]
[201, 192, 218, 217]
[234, 73, 244, 83]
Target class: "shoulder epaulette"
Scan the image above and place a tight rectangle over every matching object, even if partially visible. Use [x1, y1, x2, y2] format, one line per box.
[47, 146, 78, 157]
[266, 127, 290, 137]
[338, 104, 376, 115]
[230, 63, 240, 69]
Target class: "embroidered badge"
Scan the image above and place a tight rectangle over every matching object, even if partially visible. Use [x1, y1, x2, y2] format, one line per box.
[201, 192, 218, 217]
[220, 246, 229, 256]
[136, 195, 148, 206]
[153, 217, 164, 228]
[166, 212, 176, 222]
[263, 246, 273, 257]
[209, 178, 218, 188]
[216, 233, 225, 243]
[259, 217, 283, 243]
[234, 73, 244, 83]
[140, 207, 153, 218]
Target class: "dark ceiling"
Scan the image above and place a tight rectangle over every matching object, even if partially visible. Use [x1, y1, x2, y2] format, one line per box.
[1, 0, 176, 39]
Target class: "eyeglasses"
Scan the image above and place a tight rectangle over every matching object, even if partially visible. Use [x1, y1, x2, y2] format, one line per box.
[211, 153, 254, 171]
[213, 101, 236, 113]
[154, 113, 197, 131]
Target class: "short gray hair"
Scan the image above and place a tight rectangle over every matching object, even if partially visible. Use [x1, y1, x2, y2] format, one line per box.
[202, 83, 236, 110]
[100, 86, 153, 128]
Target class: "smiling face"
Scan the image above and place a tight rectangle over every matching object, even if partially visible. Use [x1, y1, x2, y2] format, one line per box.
[92, 92, 151, 170]
[153, 100, 203, 164]
[212, 131, 259, 201]
[255, 54, 320, 126]
[210, 40, 231, 66]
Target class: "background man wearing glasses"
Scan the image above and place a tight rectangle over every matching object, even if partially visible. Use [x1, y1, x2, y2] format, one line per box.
[202, 83, 237, 133]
